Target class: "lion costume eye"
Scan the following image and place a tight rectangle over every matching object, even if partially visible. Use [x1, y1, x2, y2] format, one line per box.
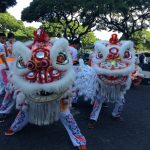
[57, 52, 69, 65]
[16, 56, 26, 69]
[124, 51, 132, 59]
[96, 52, 103, 59]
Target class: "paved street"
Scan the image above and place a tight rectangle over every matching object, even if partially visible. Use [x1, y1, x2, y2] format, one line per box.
[0, 85, 150, 150]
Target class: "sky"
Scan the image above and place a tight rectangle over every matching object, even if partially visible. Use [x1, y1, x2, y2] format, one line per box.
[7, 0, 41, 28]
[7, 0, 122, 40]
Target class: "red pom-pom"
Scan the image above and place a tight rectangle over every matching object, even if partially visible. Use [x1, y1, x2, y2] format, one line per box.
[109, 34, 119, 44]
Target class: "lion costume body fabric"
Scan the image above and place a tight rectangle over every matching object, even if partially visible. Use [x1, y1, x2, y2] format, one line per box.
[0, 29, 86, 149]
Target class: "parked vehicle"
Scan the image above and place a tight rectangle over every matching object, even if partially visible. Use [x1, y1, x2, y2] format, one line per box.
[139, 63, 150, 85]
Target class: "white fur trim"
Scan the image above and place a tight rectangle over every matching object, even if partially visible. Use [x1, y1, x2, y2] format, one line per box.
[12, 41, 32, 63]
[11, 69, 75, 95]
[50, 38, 73, 70]
[24, 41, 33, 47]
[94, 41, 108, 62]
[50, 38, 58, 45]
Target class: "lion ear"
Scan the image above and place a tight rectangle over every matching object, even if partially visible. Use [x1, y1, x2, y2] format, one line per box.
[94, 41, 108, 52]
[51, 38, 69, 55]
[12, 41, 32, 63]
[50, 38, 69, 64]
[50, 38, 72, 70]
[120, 41, 134, 52]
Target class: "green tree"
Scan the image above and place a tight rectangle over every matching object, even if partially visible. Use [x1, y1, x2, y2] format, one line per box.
[81, 32, 97, 47]
[0, 12, 23, 32]
[21, 0, 150, 41]
[24, 26, 36, 38]
[132, 30, 150, 52]
[15, 26, 36, 41]
[42, 22, 64, 37]
[21, 0, 100, 42]
[98, 0, 150, 39]
[0, 0, 17, 12]
[42, 20, 96, 43]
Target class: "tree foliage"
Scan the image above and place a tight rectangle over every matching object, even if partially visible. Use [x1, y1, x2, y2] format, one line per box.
[0, 12, 22, 32]
[0, 12, 36, 40]
[0, 0, 17, 12]
[42, 20, 96, 42]
[132, 30, 150, 52]
[98, 0, 150, 39]
[21, 0, 100, 42]
[22, 0, 150, 41]
[81, 32, 97, 46]
[15, 26, 36, 40]
[42, 21, 97, 46]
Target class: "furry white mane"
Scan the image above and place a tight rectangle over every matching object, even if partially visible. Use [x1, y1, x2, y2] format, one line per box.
[11, 38, 75, 95]
[93, 40, 135, 76]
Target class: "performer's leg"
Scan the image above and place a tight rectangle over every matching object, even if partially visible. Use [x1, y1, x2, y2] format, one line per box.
[0, 69, 9, 95]
[112, 94, 125, 120]
[5, 106, 29, 136]
[60, 110, 86, 149]
[0, 78, 5, 95]
[88, 98, 103, 128]
[90, 99, 102, 121]
[60, 98, 86, 149]
[71, 86, 79, 104]
[0, 91, 14, 114]
[0, 91, 15, 122]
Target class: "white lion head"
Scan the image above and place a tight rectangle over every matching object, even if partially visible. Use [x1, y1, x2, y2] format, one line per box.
[11, 38, 75, 102]
[92, 34, 135, 84]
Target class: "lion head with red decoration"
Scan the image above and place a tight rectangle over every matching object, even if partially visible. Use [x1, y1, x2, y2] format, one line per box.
[10, 29, 74, 102]
[92, 34, 135, 84]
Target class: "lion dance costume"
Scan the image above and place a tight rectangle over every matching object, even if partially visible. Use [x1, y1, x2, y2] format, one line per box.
[74, 34, 135, 127]
[0, 29, 86, 150]
[89, 34, 135, 124]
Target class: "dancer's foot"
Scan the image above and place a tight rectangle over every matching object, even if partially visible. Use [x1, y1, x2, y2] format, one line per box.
[0, 114, 7, 123]
[111, 115, 124, 122]
[5, 128, 15, 136]
[102, 102, 109, 108]
[78, 145, 87, 150]
[88, 119, 96, 129]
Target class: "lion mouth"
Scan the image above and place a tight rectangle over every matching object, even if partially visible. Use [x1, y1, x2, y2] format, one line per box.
[99, 75, 128, 84]
[27, 91, 64, 103]
[37, 91, 54, 96]
[99, 62, 128, 70]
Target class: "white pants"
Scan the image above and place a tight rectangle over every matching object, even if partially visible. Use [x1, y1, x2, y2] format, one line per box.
[0, 92, 14, 114]
[10, 107, 86, 147]
[90, 95, 125, 121]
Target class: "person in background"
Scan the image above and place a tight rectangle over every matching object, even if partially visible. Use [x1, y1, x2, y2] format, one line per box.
[139, 54, 148, 64]
[0, 33, 15, 107]
[6, 32, 15, 58]
[131, 57, 144, 87]
[0, 32, 9, 69]
[69, 39, 81, 65]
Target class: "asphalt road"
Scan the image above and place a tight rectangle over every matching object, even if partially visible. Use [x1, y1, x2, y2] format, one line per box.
[0, 85, 150, 150]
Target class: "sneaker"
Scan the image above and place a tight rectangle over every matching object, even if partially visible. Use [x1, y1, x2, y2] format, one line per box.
[78, 145, 87, 150]
[0, 114, 7, 123]
[5, 128, 15, 136]
[102, 102, 109, 108]
[111, 115, 124, 122]
[88, 119, 96, 129]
